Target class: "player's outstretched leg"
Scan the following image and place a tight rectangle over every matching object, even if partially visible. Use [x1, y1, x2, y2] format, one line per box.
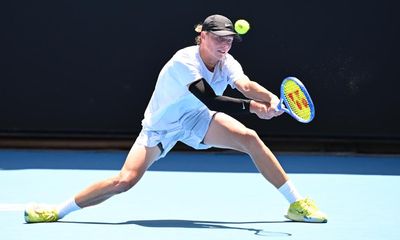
[24, 143, 160, 223]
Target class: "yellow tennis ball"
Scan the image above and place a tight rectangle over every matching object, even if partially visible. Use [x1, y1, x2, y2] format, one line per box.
[234, 19, 250, 35]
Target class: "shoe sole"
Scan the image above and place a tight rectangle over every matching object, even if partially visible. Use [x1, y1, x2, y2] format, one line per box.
[285, 214, 328, 223]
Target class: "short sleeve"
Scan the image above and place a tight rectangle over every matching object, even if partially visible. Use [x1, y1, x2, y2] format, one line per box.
[223, 54, 247, 89]
[172, 60, 202, 87]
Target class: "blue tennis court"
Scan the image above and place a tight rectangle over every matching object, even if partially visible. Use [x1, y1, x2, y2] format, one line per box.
[1, 149, 399, 240]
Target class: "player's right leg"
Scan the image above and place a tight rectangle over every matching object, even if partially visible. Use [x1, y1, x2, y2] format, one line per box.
[74, 143, 160, 208]
[24, 142, 161, 223]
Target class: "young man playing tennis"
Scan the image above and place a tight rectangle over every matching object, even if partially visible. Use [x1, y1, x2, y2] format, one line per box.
[25, 14, 327, 223]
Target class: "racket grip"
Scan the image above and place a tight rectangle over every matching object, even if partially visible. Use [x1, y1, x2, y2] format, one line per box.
[276, 103, 282, 111]
[276, 99, 290, 113]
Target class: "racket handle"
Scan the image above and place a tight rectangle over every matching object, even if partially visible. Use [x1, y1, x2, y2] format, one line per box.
[276, 98, 289, 113]
[276, 103, 282, 111]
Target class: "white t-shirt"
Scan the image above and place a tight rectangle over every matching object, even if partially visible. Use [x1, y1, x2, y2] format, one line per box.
[141, 45, 247, 131]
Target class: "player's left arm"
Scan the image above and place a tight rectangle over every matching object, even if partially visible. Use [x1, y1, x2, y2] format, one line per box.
[234, 77, 282, 115]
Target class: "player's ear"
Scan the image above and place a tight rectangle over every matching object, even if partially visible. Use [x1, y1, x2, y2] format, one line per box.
[200, 31, 207, 41]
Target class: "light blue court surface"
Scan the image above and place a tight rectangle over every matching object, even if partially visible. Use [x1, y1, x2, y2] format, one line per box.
[1, 149, 400, 240]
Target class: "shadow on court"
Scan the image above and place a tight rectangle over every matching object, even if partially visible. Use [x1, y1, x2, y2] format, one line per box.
[1, 149, 399, 175]
[58, 219, 293, 236]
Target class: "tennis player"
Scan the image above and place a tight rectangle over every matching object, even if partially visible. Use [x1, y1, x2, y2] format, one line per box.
[25, 14, 327, 223]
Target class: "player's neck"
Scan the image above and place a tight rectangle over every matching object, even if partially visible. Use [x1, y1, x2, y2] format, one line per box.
[199, 46, 217, 72]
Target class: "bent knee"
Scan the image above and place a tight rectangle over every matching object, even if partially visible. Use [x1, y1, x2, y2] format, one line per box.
[237, 128, 261, 152]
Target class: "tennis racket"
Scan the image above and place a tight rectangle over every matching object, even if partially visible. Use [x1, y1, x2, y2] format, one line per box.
[276, 77, 315, 123]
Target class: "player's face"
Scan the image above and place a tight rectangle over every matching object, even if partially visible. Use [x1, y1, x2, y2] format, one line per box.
[202, 32, 234, 60]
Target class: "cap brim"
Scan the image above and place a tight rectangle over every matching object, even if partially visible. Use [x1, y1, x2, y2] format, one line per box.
[211, 30, 236, 36]
[211, 30, 242, 42]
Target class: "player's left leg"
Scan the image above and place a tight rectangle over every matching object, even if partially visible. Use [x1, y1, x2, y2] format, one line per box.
[204, 112, 288, 188]
[203, 112, 327, 223]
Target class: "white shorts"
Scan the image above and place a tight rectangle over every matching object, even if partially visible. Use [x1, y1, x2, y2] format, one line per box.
[135, 109, 217, 159]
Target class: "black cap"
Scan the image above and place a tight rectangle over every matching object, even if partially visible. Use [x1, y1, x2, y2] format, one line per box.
[202, 14, 238, 37]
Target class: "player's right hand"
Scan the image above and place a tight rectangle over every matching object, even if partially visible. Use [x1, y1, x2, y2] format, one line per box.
[250, 100, 281, 120]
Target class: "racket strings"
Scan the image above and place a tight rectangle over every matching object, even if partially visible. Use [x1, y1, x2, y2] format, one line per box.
[283, 81, 312, 121]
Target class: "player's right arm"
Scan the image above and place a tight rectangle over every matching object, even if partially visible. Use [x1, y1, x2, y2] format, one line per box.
[188, 78, 275, 119]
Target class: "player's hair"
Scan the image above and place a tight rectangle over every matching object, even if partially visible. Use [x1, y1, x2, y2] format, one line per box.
[194, 24, 202, 45]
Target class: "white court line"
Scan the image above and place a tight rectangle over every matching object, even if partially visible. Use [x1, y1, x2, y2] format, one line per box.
[0, 203, 26, 211]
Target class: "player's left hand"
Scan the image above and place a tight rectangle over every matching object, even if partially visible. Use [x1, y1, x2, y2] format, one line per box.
[250, 99, 282, 120]
[267, 94, 284, 117]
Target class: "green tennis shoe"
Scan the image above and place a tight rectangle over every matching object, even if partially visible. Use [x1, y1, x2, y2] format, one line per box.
[24, 203, 59, 223]
[286, 198, 327, 223]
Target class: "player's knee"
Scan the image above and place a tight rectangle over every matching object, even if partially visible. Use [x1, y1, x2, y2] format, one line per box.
[239, 128, 261, 152]
[112, 173, 140, 194]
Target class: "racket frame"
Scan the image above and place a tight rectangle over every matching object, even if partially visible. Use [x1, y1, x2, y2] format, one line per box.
[276, 76, 315, 123]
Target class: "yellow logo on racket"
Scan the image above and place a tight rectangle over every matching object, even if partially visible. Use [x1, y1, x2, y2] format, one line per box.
[282, 80, 311, 121]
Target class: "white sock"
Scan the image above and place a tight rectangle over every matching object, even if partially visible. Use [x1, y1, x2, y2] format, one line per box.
[278, 180, 303, 204]
[57, 198, 81, 219]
